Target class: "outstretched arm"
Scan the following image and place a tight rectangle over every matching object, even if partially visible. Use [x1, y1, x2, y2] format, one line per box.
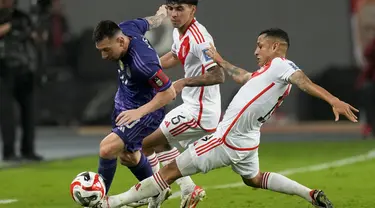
[137, 86, 176, 116]
[288, 70, 359, 122]
[160, 52, 180, 69]
[216, 60, 251, 85]
[184, 65, 225, 87]
[173, 65, 225, 94]
[205, 43, 252, 85]
[144, 5, 168, 30]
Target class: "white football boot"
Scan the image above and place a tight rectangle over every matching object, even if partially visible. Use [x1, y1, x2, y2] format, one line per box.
[180, 186, 206, 208]
[147, 188, 172, 208]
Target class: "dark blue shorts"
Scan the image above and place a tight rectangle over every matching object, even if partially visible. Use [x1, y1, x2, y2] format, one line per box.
[111, 108, 164, 152]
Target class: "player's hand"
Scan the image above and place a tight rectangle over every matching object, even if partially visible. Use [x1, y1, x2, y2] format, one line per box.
[173, 79, 186, 94]
[205, 43, 224, 63]
[331, 99, 359, 122]
[115, 109, 143, 126]
[156, 5, 167, 17]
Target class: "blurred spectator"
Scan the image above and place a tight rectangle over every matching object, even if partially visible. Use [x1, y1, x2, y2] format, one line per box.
[37, 0, 70, 67]
[357, 38, 375, 138]
[0, 0, 43, 162]
[353, 0, 375, 138]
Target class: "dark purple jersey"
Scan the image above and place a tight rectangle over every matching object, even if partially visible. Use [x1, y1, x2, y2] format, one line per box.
[111, 18, 171, 151]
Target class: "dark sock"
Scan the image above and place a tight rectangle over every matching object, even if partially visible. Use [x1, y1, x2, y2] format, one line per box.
[98, 157, 117, 194]
[128, 153, 153, 181]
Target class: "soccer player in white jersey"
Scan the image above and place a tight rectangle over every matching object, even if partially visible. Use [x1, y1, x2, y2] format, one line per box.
[96, 29, 359, 208]
[123, 0, 224, 207]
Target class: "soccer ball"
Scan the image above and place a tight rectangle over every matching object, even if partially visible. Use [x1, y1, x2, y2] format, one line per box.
[70, 171, 106, 207]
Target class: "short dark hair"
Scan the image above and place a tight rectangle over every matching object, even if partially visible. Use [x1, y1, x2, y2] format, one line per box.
[93, 20, 121, 42]
[259, 28, 290, 48]
[166, 0, 198, 6]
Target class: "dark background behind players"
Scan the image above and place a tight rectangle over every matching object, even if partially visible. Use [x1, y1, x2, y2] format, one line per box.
[356, 38, 375, 138]
[12, 0, 365, 126]
[0, 0, 374, 163]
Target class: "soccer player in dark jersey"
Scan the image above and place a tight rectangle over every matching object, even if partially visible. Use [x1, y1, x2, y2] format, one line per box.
[92, 5, 176, 198]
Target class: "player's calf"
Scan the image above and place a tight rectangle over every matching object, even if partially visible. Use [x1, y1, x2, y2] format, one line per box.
[159, 159, 183, 184]
[121, 151, 154, 181]
[141, 128, 171, 173]
[242, 171, 332, 206]
[241, 172, 263, 188]
[141, 143, 172, 174]
[98, 133, 125, 193]
[157, 147, 197, 194]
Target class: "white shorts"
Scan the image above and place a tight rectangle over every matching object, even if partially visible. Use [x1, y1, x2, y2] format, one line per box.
[176, 134, 260, 179]
[160, 105, 209, 149]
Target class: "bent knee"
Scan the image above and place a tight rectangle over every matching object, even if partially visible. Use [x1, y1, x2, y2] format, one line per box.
[119, 151, 140, 167]
[242, 172, 263, 188]
[99, 145, 116, 159]
[99, 133, 124, 159]
[160, 161, 181, 184]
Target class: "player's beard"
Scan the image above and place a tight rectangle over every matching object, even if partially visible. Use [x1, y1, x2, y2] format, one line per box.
[259, 56, 271, 66]
[171, 19, 182, 28]
[114, 50, 127, 62]
[107, 56, 119, 62]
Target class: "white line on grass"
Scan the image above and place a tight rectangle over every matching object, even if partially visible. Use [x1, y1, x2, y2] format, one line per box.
[0, 199, 18, 204]
[170, 149, 375, 199]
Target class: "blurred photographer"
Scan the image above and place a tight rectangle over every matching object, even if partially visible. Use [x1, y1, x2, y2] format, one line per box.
[357, 38, 375, 138]
[354, 0, 375, 138]
[0, 0, 42, 162]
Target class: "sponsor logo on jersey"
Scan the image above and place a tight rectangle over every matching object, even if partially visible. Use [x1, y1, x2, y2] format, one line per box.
[119, 60, 125, 71]
[202, 49, 213, 61]
[164, 121, 171, 128]
[288, 62, 299, 70]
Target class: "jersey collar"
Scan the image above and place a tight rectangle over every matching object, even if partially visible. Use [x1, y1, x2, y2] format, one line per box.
[179, 18, 196, 40]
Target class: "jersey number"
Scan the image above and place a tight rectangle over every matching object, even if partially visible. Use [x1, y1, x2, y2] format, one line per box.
[257, 96, 282, 123]
[126, 119, 140, 129]
[201, 135, 213, 142]
[118, 119, 140, 132]
[258, 85, 291, 123]
[171, 115, 186, 125]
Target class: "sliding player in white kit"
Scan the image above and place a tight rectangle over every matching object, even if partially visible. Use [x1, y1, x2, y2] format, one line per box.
[123, 0, 224, 207]
[95, 29, 359, 208]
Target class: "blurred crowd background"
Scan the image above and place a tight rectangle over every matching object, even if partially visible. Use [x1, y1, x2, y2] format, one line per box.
[0, 0, 374, 161]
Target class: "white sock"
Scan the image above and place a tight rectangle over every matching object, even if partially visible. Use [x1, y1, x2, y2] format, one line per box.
[157, 147, 180, 166]
[147, 152, 160, 173]
[157, 147, 196, 195]
[262, 172, 313, 202]
[108, 172, 169, 207]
